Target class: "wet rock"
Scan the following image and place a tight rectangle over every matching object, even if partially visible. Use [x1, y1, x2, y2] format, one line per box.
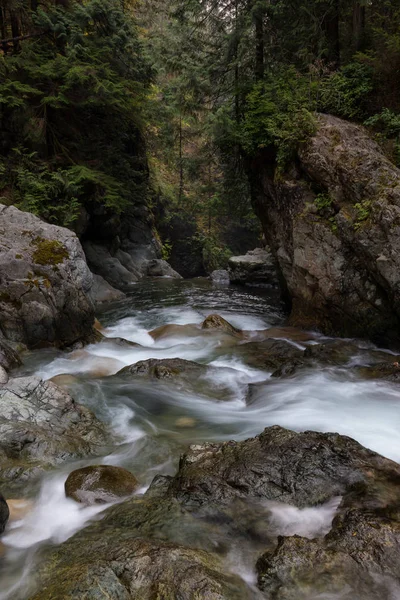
[211, 270, 230, 284]
[149, 323, 201, 341]
[304, 340, 363, 365]
[0, 368, 8, 384]
[0, 376, 109, 491]
[83, 241, 140, 289]
[65, 465, 139, 505]
[248, 113, 400, 345]
[257, 505, 400, 599]
[253, 326, 316, 343]
[235, 339, 304, 371]
[88, 273, 125, 306]
[0, 338, 21, 372]
[116, 358, 238, 401]
[167, 426, 400, 509]
[7, 498, 33, 522]
[146, 258, 182, 279]
[228, 247, 278, 286]
[29, 535, 251, 600]
[0, 204, 95, 349]
[202, 314, 241, 335]
[356, 361, 400, 382]
[0, 492, 9, 534]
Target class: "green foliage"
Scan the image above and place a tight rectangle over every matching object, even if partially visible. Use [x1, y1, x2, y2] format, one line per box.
[365, 109, 400, 166]
[317, 62, 374, 120]
[315, 193, 333, 212]
[241, 70, 317, 169]
[354, 200, 372, 229]
[0, 0, 151, 227]
[200, 234, 232, 272]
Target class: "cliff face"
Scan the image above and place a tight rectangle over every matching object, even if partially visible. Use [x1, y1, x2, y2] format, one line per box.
[248, 114, 400, 345]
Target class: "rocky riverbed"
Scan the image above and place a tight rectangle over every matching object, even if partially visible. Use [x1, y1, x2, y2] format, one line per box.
[1, 278, 400, 599]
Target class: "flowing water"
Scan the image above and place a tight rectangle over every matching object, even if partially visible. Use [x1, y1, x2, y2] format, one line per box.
[1, 277, 400, 598]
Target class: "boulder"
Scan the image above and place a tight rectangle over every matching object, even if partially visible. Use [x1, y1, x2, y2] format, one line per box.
[83, 241, 140, 290]
[0, 492, 9, 534]
[202, 314, 241, 335]
[166, 426, 400, 509]
[116, 358, 239, 401]
[0, 205, 95, 349]
[88, 274, 125, 306]
[29, 536, 251, 600]
[165, 426, 400, 599]
[234, 338, 304, 371]
[247, 114, 400, 345]
[0, 376, 108, 491]
[145, 258, 182, 278]
[228, 248, 278, 286]
[65, 465, 139, 505]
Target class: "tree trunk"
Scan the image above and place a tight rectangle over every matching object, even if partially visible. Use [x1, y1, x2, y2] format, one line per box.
[323, 0, 340, 65]
[352, 2, 366, 52]
[178, 114, 184, 203]
[9, 11, 21, 52]
[254, 6, 264, 80]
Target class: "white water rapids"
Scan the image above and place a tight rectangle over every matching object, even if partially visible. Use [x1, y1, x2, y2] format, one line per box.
[1, 278, 400, 599]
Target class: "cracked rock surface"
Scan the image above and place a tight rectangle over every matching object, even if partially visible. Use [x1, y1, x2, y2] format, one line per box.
[0, 376, 109, 491]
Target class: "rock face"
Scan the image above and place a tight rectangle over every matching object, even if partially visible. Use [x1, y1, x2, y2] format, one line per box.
[65, 465, 139, 505]
[248, 114, 400, 345]
[0, 376, 108, 490]
[228, 247, 278, 286]
[0, 205, 95, 348]
[0, 492, 9, 534]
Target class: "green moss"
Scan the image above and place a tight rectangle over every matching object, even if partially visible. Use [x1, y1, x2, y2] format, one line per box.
[31, 237, 69, 266]
[354, 200, 372, 229]
[315, 193, 333, 212]
[15, 254, 23, 259]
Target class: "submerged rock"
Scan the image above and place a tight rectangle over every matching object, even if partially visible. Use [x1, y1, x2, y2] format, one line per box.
[116, 358, 239, 401]
[234, 338, 304, 371]
[228, 247, 278, 286]
[0, 376, 108, 491]
[0, 493, 9, 534]
[65, 465, 139, 505]
[0, 204, 95, 349]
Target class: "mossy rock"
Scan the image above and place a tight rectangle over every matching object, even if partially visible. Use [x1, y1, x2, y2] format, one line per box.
[31, 237, 69, 266]
[65, 465, 139, 505]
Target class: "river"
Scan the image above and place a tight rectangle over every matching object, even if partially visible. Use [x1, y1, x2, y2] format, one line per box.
[1, 277, 400, 598]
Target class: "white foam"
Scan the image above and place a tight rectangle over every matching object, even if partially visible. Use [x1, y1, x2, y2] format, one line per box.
[3, 475, 110, 549]
[267, 496, 341, 539]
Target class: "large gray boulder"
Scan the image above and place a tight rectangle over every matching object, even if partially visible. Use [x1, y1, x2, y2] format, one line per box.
[248, 114, 400, 345]
[228, 247, 278, 286]
[0, 376, 108, 490]
[0, 205, 95, 348]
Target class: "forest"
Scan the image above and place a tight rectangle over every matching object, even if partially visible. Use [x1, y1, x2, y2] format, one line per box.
[2, 2, 400, 600]
[1, 0, 399, 267]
